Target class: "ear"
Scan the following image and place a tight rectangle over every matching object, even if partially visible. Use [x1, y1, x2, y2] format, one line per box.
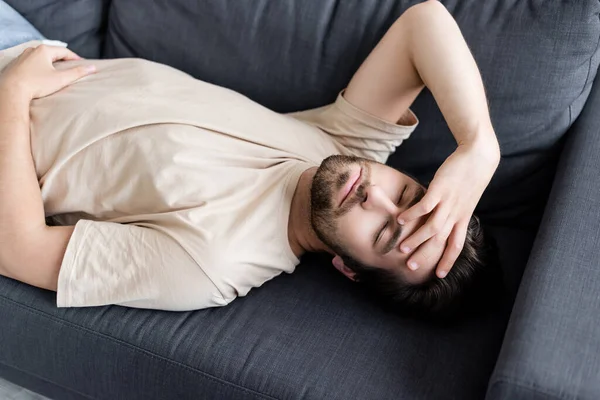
[332, 255, 357, 282]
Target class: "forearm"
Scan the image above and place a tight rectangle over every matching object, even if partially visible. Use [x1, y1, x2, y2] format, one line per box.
[346, 1, 500, 158]
[405, 2, 499, 153]
[0, 86, 47, 250]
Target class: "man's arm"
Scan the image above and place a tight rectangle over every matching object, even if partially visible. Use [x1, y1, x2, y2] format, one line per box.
[344, 0, 498, 151]
[344, 0, 501, 277]
[0, 44, 93, 291]
[0, 80, 75, 291]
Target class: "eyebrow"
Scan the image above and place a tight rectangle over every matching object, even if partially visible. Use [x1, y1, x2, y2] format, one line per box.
[381, 225, 402, 255]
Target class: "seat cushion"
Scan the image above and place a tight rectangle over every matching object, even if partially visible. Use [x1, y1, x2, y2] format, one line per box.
[105, 0, 600, 235]
[4, 0, 110, 58]
[0, 224, 534, 400]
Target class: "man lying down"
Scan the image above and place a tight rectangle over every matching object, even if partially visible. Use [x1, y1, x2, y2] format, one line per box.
[0, 0, 502, 319]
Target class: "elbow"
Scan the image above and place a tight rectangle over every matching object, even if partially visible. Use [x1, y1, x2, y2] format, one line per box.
[0, 226, 68, 291]
[0, 234, 30, 280]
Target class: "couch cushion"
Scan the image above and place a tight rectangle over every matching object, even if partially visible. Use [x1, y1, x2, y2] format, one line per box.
[0, 224, 534, 400]
[5, 0, 111, 58]
[104, 0, 600, 234]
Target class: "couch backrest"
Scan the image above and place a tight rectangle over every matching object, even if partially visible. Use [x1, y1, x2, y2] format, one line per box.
[12, 0, 600, 229]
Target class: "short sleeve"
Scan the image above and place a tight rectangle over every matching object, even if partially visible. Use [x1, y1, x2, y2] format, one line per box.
[56, 219, 227, 311]
[287, 90, 419, 164]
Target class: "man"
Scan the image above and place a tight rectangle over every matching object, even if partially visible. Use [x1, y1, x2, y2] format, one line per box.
[0, 0, 501, 317]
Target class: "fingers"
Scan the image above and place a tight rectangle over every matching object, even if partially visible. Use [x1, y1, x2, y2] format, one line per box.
[27, 44, 81, 62]
[59, 65, 97, 87]
[405, 220, 452, 272]
[43, 45, 94, 85]
[435, 220, 468, 278]
[399, 205, 449, 254]
[397, 191, 439, 225]
[44, 45, 82, 62]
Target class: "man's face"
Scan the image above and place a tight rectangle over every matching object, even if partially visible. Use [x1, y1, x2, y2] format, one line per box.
[311, 155, 439, 284]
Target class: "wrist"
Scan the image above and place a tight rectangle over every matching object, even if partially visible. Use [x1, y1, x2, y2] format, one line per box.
[0, 83, 31, 126]
[460, 133, 501, 168]
[0, 80, 32, 105]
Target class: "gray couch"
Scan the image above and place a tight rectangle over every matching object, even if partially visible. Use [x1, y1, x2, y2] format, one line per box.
[1, 0, 599, 399]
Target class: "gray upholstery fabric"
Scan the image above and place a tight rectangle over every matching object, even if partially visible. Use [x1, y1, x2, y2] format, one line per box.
[4, 0, 110, 58]
[487, 56, 600, 400]
[0, 224, 528, 400]
[0, 0, 599, 399]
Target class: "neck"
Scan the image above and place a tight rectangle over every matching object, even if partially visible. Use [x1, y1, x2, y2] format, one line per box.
[288, 167, 332, 258]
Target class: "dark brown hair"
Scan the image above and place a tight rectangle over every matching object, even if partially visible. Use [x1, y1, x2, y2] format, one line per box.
[339, 214, 504, 321]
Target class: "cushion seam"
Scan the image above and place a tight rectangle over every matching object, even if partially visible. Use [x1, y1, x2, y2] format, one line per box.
[490, 375, 574, 400]
[0, 294, 278, 400]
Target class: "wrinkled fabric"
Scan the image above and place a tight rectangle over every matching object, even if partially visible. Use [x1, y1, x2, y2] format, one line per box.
[1, 40, 416, 311]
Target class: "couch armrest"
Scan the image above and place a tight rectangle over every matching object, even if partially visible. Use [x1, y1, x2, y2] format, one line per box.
[487, 76, 600, 400]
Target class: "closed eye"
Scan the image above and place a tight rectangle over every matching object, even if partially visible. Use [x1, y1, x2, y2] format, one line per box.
[373, 185, 407, 248]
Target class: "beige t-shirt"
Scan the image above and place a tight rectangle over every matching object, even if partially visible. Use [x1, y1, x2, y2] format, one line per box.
[0, 41, 418, 311]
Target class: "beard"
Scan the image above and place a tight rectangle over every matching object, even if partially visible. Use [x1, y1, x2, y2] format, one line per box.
[310, 155, 371, 251]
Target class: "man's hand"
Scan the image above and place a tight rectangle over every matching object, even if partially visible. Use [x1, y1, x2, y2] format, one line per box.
[397, 139, 500, 278]
[342, 0, 502, 279]
[0, 44, 96, 101]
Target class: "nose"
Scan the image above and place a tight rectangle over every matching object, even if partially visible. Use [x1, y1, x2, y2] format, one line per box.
[361, 185, 398, 214]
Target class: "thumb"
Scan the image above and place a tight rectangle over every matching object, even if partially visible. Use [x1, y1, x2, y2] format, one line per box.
[60, 64, 96, 86]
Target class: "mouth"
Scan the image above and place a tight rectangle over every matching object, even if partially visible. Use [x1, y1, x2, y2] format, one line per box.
[338, 167, 362, 208]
